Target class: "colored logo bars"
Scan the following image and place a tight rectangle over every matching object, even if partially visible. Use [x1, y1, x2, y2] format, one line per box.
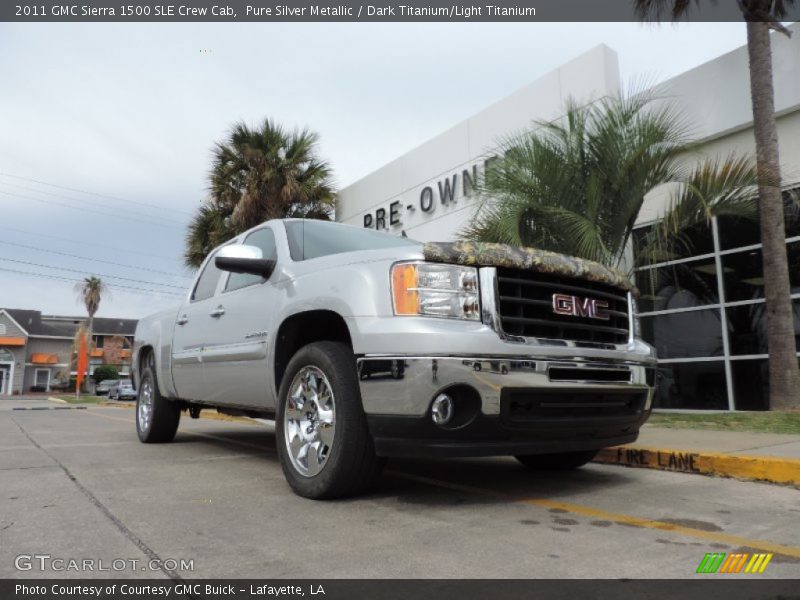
[696, 552, 773, 574]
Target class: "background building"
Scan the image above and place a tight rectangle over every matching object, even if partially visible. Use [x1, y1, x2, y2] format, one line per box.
[336, 27, 800, 411]
[0, 308, 137, 395]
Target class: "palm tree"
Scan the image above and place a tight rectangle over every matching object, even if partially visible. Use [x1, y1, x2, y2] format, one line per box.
[462, 91, 759, 269]
[633, 0, 799, 410]
[75, 276, 106, 393]
[185, 119, 335, 268]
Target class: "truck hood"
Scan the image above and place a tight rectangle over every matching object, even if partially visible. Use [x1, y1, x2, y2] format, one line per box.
[422, 241, 636, 294]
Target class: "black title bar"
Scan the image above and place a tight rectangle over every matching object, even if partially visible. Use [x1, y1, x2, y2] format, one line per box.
[4, 0, 800, 22]
[4, 580, 800, 600]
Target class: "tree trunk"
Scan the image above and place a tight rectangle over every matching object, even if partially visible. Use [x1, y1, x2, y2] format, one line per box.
[745, 21, 800, 410]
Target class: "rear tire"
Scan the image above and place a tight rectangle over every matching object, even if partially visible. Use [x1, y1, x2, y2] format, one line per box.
[515, 450, 598, 470]
[136, 353, 180, 443]
[276, 341, 385, 499]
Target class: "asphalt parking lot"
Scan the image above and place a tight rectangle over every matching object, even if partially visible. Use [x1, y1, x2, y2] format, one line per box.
[1, 397, 799, 579]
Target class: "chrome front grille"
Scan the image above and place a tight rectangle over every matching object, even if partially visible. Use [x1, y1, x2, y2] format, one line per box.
[495, 267, 630, 345]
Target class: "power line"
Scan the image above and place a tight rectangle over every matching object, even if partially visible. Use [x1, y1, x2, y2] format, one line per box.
[0, 257, 187, 290]
[0, 225, 178, 262]
[0, 181, 187, 227]
[0, 171, 193, 217]
[0, 189, 183, 231]
[0, 239, 193, 279]
[0, 266, 184, 299]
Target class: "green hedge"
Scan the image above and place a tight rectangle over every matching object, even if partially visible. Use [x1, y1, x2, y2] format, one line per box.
[92, 365, 119, 383]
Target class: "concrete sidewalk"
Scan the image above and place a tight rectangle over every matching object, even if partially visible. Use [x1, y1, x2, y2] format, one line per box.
[595, 424, 800, 487]
[638, 425, 800, 458]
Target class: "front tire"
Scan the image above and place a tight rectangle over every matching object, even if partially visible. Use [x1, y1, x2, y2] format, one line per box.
[276, 341, 384, 499]
[136, 354, 180, 443]
[515, 450, 598, 470]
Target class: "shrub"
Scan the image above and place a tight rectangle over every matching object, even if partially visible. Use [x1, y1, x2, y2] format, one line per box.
[92, 365, 119, 383]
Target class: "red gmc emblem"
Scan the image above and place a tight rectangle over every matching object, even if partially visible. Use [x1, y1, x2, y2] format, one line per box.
[552, 293, 610, 321]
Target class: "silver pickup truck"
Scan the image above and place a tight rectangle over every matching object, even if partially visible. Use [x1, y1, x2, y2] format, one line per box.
[133, 219, 656, 499]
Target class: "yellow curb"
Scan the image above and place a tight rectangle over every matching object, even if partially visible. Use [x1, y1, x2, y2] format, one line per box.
[594, 445, 800, 487]
[48, 396, 68, 404]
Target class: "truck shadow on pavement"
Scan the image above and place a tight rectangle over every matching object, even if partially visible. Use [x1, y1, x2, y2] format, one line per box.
[170, 425, 636, 506]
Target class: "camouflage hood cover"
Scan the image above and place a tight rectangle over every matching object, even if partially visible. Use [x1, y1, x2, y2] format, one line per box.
[422, 241, 637, 295]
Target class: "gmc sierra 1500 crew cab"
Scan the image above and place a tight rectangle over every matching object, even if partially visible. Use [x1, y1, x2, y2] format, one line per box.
[133, 218, 656, 499]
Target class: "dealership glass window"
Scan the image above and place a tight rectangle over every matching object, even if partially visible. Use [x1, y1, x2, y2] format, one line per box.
[730, 359, 771, 411]
[634, 204, 800, 410]
[726, 301, 800, 355]
[723, 242, 800, 302]
[635, 258, 720, 312]
[640, 309, 724, 359]
[726, 304, 768, 355]
[655, 361, 729, 410]
[717, 188, 800, 250]
[633, 220, 715, 267]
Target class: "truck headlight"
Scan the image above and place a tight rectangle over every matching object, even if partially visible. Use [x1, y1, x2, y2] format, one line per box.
[392, 262, 480, 321]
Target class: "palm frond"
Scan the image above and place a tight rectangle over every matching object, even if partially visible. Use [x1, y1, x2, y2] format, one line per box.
[461, 89, 736, 268]
[186, 118, 335, 266]
[636, 154, 759, 266]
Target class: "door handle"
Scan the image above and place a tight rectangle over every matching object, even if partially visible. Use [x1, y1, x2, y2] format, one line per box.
[176, 315, 189, 325]
[209, 306, 225, 318]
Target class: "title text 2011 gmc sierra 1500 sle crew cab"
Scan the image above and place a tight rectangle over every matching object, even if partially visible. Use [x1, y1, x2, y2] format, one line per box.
[133, 219, 656, 499]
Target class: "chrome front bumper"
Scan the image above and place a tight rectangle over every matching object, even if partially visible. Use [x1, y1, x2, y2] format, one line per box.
[356, 355, 655, 417]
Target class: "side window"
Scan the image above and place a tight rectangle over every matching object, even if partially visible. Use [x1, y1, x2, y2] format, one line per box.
[224, 227, 278, 292]
[191, 250, 223, 302]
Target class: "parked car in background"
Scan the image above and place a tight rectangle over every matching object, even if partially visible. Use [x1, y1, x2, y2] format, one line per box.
[110, 379, 136, 400]
[95, 379, 119, 396]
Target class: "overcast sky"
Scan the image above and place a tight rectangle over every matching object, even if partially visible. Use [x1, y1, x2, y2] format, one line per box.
[0, 21, 751, 318]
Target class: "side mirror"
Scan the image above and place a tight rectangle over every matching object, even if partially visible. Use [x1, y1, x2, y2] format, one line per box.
[215, 244, 276, 278]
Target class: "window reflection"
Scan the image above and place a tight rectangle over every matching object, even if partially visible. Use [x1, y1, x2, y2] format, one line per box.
[636, 258, 719, 313]
[654, 362, 728, 410]
[717, 187, 800, 249]
[731, 359, 770, 411]
[727, 301, 800, 355]
[632, 190, 800, 411]
[633, 220, 714, 266]
[723, 242, 800, 302]
[641, 309, 724, 359]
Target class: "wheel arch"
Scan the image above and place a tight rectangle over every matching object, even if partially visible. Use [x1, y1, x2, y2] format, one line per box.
[133, 344, 154, 390]
[273, 310, 354, 395]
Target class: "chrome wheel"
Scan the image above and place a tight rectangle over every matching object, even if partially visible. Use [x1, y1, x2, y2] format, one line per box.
[283, 366, 336, 477]
[138, 378, 154, 433]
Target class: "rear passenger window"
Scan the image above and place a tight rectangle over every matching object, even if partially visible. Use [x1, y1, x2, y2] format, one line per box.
[225, 227, 278, 292]
[191, 250, 223, 302]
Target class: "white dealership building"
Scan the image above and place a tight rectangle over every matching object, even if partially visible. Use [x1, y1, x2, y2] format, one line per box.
[336, 26, 800, 411]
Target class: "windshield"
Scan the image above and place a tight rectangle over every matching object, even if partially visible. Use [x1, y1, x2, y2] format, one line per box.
[284, 220, 419, 261]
